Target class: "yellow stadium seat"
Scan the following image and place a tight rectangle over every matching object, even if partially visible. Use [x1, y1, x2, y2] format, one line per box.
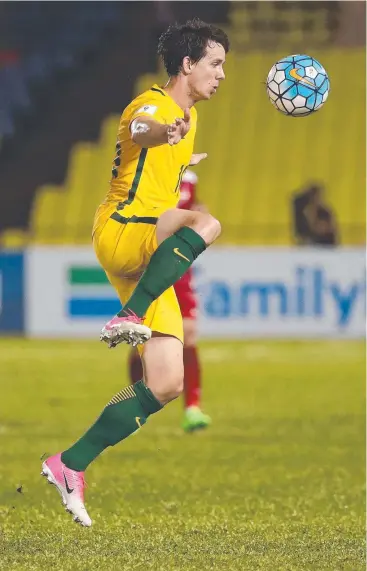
[62, 143, 96, 243]
[83, 115, 120, 224]
[30, 185, 67, 244]
[0, 228, 28, 248]
[29, 115, 120, 245]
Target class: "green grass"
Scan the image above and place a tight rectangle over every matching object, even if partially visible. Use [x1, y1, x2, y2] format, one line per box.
[0, 339, 365, 571]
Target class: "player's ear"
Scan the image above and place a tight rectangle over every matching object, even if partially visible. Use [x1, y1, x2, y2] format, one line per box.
[182, 56, 192, 75]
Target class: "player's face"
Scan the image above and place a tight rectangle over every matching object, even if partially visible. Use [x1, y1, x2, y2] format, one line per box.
[188, 41, 226, 101]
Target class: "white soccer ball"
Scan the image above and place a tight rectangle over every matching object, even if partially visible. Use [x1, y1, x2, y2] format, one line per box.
[266, 54, 330, 117]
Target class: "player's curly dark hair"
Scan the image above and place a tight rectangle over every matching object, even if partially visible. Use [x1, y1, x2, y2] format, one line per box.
[157, 18, 230, 77]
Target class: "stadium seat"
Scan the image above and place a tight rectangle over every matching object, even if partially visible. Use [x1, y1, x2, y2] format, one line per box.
[31, 185, 67, 245]
[0, 228, 28, 248]
[29, 116, 119, 244]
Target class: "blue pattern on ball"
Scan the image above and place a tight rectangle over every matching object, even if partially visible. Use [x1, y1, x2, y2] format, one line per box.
[266, 54, 330, 117]
[295, 57, 313, 67]
[318, 81, 329, 95]
[298, 84, 314, 98]
[276, 62, 291, 71]
[307, 93, 316, 108]
[282, 85, 298, 100]
[315, 92, 323, 107]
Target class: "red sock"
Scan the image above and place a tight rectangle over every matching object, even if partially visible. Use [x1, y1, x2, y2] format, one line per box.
[128, 349, 143, 384]
[183, 346, 201, 409]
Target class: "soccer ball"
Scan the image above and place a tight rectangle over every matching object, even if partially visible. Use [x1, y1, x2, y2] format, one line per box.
[266, 54, 330, 117]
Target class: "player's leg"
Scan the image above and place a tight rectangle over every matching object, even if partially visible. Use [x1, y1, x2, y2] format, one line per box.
[126, 320, 207, 429]
[141, 334, 184, 403]
[101, 208, 221, 347]
[128, 288, 210, 432]
[42, 282, 183, 527]
[59, 334, 182, 475]
[126, 320, 208, 430]
[42, 334, 182, 527]
[174, 270, 211, 431]
[155, 207, 221, 246]
[181, 317, 211, 432]
[128, 320, 201, 407]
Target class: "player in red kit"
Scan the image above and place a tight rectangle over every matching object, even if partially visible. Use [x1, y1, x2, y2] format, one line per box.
[128, 169, 211, 432]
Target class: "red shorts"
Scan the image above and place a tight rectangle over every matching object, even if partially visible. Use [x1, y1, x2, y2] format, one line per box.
[174, 268, 197, 319]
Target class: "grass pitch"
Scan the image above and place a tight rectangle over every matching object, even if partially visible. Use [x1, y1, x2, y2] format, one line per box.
[0, 339, 365, 571]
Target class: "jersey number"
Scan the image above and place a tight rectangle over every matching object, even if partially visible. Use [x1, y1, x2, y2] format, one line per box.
[174, 165, 186, 194]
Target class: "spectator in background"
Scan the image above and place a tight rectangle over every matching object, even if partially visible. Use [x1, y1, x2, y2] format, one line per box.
[292, 182, 339, 246]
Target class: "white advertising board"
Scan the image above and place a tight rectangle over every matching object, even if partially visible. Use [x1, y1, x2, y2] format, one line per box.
[194, 248, 365, 338]
[26, 247, 365, 339]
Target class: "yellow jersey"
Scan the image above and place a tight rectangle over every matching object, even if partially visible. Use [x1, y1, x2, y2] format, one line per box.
[104, 84, 197, 216]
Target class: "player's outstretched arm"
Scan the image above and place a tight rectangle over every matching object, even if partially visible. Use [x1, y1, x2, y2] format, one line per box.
[130, 108, 191, 148]
[130, 117, 169, 148]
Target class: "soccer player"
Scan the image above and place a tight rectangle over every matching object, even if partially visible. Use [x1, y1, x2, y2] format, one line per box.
[41, 19, 229, 527]
[128, 169, 211, 433]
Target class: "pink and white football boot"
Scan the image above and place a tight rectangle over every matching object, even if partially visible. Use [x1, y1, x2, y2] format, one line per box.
[100, 310, 151, 348]
[41, 453, 92, 527]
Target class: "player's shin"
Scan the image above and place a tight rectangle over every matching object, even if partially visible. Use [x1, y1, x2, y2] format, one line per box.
[61, 381, 162, 471]
[118, 226, 206, 318]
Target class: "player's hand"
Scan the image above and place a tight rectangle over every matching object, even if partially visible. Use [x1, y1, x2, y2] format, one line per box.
[189, 153, 208, 166]
[167, 108, 191, 145]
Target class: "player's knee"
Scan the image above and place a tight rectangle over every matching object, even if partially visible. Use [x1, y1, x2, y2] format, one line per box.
[207, 215, 221, 242]
[165, 373, 184, 401]
[192, 212, 221, 245]
[151, 373, 184, 405]
[169, 375, 184, 400]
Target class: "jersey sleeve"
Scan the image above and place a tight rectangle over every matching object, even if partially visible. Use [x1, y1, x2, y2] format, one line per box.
[129, 94, 168, 127]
